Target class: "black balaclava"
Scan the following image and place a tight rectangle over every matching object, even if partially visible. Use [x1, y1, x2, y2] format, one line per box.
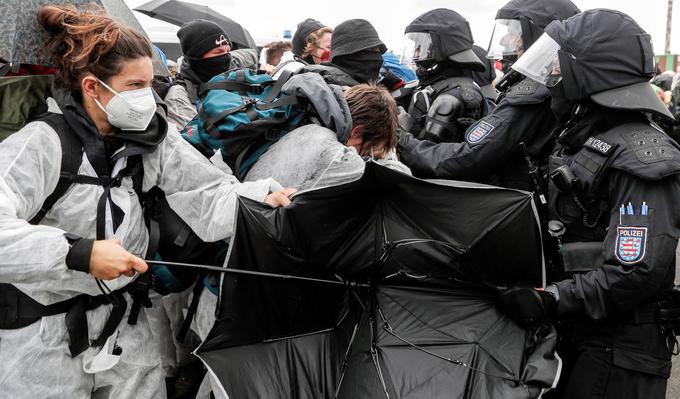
[178, 19, 232, 82]
[416, 60, 464, 86]
[333, 50, 384, 83]
[329, 19, 386, 82]
[188, 54, 232, 82]
[547, 81, 575, 123]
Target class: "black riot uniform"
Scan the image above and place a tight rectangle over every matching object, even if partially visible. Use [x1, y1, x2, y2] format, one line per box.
[399, 78, 554, 190]
[399, 8, 490, 144]
[398, 0, 579, 191]
[499, 10, 680, 399]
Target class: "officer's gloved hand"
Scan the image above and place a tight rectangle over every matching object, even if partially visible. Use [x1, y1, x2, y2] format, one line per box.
[397, 106, 413, 132]
[396, 127, 414, 152]
[498, 287, 557, 329]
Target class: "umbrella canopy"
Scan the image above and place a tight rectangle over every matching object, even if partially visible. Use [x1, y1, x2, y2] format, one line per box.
[154, 42, 182, 62]
[0, 0, 167, 76]
[134, 0, 256, 49]
[196, 162, 559, 399]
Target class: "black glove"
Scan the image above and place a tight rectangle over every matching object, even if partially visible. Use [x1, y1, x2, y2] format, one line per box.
[498, 287, 557, 329]
[397, 106, 413, 132]
[396, 128, 414, 156]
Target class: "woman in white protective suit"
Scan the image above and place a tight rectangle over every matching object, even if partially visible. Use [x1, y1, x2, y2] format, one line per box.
[0, 5, 293, 398]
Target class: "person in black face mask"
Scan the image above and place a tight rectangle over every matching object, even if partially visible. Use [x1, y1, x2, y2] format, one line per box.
[297, 19, 386, 87]
[546, 79, 574, 124]
[329, 19, 385, 84]
[164, 19, 233, 131]
[178, 19, 232, 81]
[332, 48, 384, 84]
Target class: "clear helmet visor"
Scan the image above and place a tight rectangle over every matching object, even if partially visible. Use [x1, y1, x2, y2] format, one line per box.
[487, 19, 524, 60]
[511, 33, 561, 86]
[400, 32, 434, 66]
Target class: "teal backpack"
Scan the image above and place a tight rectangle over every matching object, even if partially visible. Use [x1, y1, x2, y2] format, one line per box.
[181, 68, 306, 179]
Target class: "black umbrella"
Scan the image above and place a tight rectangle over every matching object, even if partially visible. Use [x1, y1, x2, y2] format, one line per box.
[0, 0, 167, 76]
[195, 162, 560, 399]
[134, 0, 256, 49]
[154, 42, 182, 62]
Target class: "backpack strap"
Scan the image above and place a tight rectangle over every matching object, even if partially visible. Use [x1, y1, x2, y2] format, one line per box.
[198, 81, 270, 97]
[29, 113, 84, 225]
[261, 69, 295, 103]
[256, 95, 298, 110]
[201, 102, 256, 136]
[16, 112, 156, 354]
[176, 274, 207, 343]
[127, 214, 157, 325]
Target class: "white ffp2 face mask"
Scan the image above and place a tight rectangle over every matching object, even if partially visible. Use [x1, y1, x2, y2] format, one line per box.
[94, 78, 157, 131]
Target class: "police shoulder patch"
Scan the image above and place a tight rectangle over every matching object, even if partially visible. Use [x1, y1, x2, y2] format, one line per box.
[466, 121, 495, 144]
[615, 226, 647, 265]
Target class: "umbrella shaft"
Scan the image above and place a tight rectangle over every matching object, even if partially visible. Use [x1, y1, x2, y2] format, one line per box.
[146, 260, 370, 288]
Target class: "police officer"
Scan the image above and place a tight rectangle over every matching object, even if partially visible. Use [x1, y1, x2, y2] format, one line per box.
[399, 8, 489, 144]
[398, 0, 579, 190]
[499, 9, 679, 398]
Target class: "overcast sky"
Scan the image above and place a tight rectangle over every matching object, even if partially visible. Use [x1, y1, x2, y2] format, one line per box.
[124, 0, 680, 56]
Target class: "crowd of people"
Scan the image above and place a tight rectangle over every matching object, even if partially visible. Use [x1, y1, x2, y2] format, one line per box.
[0, 0, 679, 398]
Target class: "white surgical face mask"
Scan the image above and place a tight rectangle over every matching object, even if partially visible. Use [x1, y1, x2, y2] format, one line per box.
[94, 78, 156, 131]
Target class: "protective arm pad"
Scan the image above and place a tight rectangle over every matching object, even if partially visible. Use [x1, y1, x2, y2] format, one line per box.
[423, 94, 463, 143]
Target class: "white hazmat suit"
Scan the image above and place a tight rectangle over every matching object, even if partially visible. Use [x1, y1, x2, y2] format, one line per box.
[0, 99, 280, 398]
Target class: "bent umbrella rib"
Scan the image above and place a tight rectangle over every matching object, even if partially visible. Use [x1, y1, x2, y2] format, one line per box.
[146, 260, 371, 288]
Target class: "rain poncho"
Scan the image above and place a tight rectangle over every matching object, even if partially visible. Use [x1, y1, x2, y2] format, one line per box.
[245, 124, 410, 191]
[0, 101, 278, 292]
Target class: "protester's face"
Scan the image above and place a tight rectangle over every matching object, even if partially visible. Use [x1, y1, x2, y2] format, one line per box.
[311, 32, 332, 64]
[81, 56, 154, 132]
[346, 125, 388, 158]
[97, 57, 153, 104]
[269, 53, 283, 66]
[346, 126, 363, 154]
[202, 44, 231, 59]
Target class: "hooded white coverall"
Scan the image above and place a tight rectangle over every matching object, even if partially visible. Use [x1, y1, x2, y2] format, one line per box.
[0, 100, 281, 399]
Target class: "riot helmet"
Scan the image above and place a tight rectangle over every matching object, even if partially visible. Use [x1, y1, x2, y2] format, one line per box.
[488, 0, 580, 69]
[402, 8, 485, 72]
[516, 9, 672, 119]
